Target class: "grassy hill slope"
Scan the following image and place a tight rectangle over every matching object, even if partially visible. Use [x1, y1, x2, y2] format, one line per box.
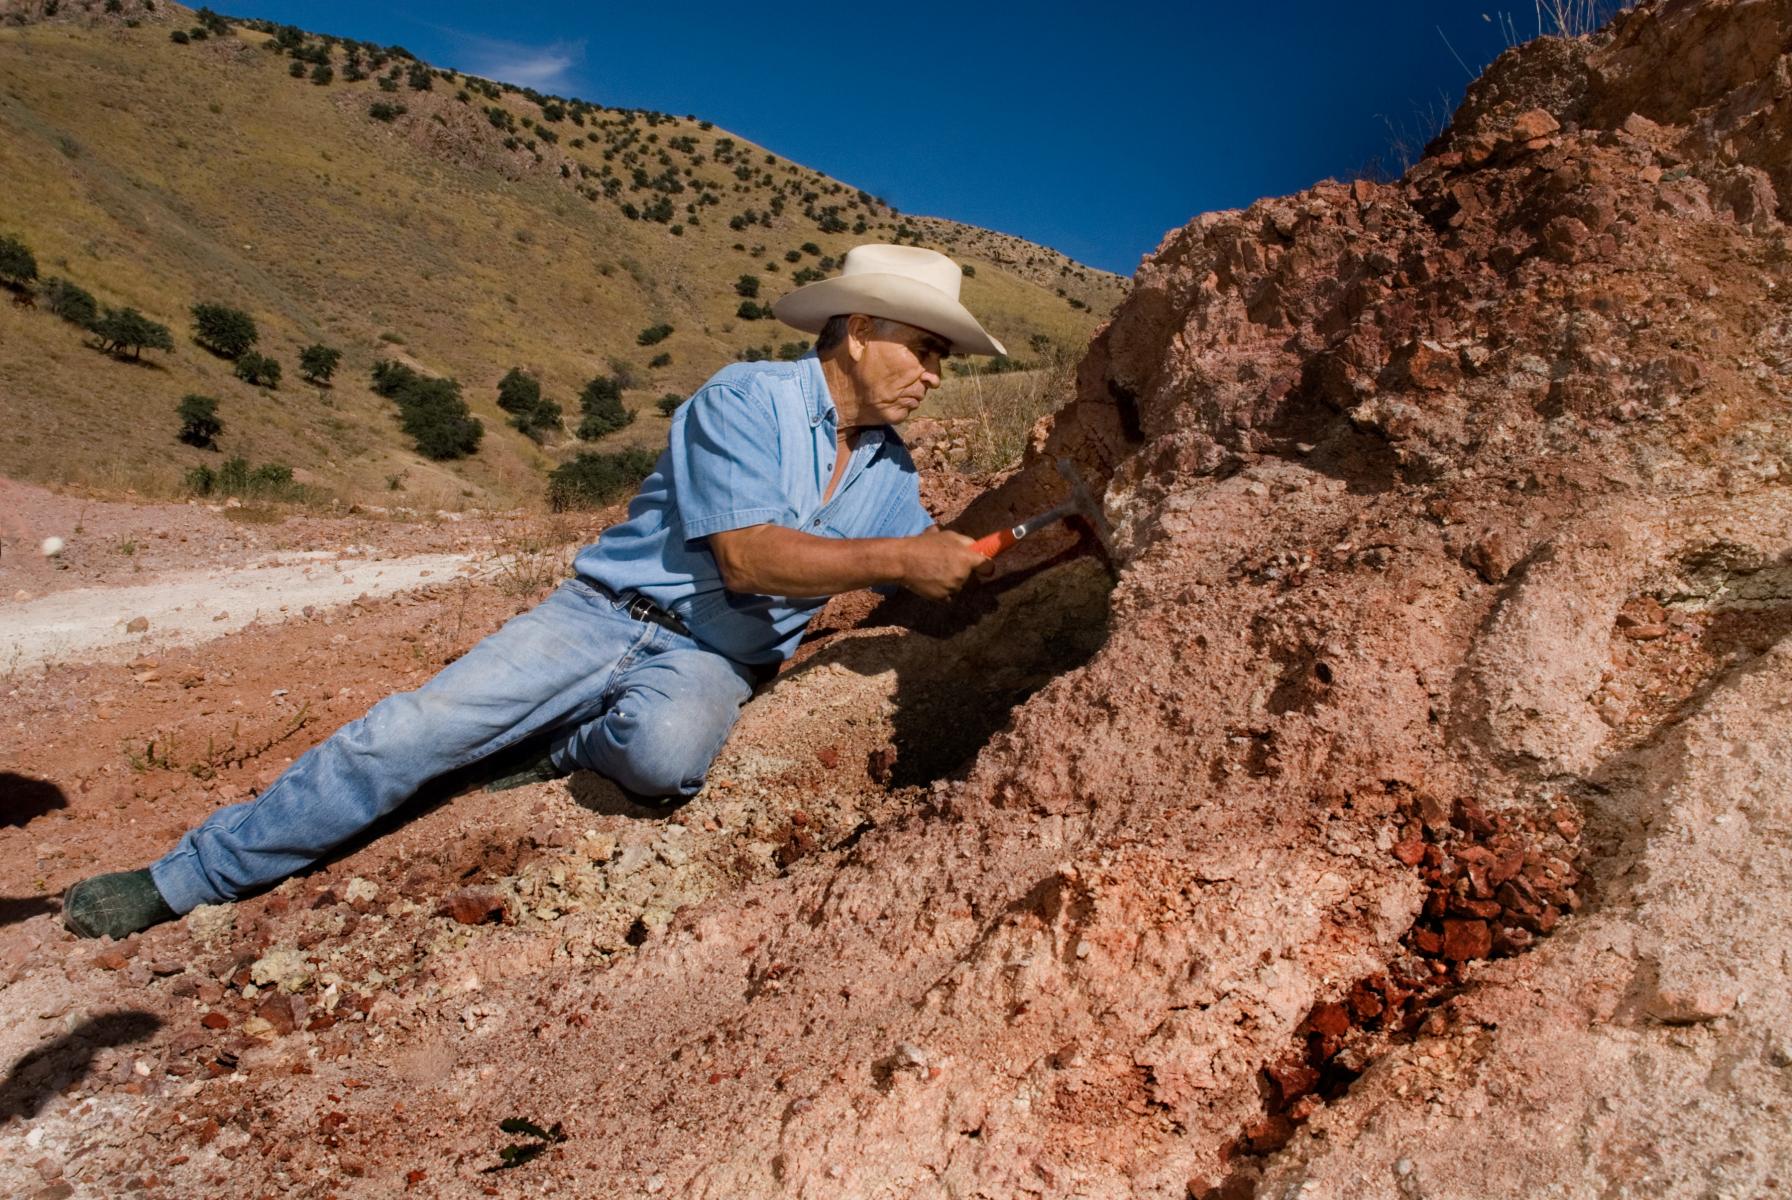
[0, 1, 1125, 509]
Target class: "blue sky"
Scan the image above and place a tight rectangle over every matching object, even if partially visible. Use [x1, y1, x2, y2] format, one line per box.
[218, 1, 1578, 275]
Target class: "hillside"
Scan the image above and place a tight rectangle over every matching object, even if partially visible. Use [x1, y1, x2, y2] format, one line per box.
[0, 0, 1124, 509]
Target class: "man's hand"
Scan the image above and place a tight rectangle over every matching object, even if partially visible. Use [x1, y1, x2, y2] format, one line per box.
[900, 527, 994, 600]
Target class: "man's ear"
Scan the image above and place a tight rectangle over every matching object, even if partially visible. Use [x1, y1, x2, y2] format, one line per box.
[846, 313, 875, 362]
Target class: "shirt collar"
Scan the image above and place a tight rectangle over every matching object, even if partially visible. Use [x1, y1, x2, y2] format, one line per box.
[801, 353, 834, 428]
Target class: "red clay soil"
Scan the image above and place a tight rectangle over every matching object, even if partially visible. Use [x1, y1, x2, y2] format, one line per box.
[6, 1, 1792, 1196]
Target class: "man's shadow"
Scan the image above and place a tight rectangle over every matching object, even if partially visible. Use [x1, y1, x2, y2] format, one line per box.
[0, 1010, 161, 1123]
[1, 773, 68, 827]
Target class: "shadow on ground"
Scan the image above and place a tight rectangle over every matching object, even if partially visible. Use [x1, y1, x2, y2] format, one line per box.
[0, 1010, 162, 1123]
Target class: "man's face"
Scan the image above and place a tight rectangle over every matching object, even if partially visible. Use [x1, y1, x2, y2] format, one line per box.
[851, 317, 950, 425]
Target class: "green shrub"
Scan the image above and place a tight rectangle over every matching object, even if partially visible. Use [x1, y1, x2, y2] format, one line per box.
[784, 249, 802, 263]
[92, 307, 174, 360]
[734, 274, 759, 298]
[0, 233, 36, 287]
[547, 448, 658, 511]
[186, 457, 299, 500]
[370, 359, 420, 396]
[170, 29, 189, 44]
[648, 351, 671, 369]
[776, 340, 810, 361]
[735, 300, 765, 320]
[311, 63, 334, 85]
[234, 351, 281, 388]
[635, 323, 673, 347]
[289, 60, 306, 79]
[373, 363, 483, 458]
[655, 392, 682, 416]
[190, 302, 257, 358]
[496, 366, 562, 439]
[177, 394, 222, 449]
[406, 63, 432, 91]
[395, 376, 483, 459]
[298, 343, 341, 384]
[378, 75, 399, 93]
[576, 375, 633, 440]
[41, 277, 97, 327]
[961, 263, 976, 277]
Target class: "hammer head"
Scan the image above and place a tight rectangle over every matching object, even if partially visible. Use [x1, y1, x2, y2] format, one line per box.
[1054, 457, 1119, 571]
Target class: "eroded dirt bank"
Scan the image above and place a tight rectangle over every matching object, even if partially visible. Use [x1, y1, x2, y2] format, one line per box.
[5, 1, 1792, 1195]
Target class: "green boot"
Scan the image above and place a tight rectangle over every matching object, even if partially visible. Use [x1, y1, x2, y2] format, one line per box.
[62, 869, 177, 940]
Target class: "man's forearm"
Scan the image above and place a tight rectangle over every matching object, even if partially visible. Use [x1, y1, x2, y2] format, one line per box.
[708, 524, 915, 597]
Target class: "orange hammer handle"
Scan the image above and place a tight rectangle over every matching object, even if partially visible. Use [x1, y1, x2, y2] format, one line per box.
[970, 527, 1019, 559]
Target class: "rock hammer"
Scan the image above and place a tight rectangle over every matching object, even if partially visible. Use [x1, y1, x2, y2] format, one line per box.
[969, 457, 1118, 567]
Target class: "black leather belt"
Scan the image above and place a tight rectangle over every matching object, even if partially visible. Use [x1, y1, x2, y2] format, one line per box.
[591, 580, 689, 637]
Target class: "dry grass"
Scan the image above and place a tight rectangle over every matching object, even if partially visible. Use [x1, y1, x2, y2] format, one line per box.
[0, 15, 1125, 509]
[927, 353, 1077, 474]
[488, 513, 582, 596]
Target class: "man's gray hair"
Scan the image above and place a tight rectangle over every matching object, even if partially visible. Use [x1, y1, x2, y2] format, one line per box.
[815, 314, 899, 355]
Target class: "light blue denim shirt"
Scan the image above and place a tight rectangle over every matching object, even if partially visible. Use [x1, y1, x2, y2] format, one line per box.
[572, 354, 933, 666]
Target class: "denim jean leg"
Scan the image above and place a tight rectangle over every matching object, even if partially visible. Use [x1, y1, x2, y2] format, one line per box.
[149, 581, 649, 912]
[555, 639, 755, 798]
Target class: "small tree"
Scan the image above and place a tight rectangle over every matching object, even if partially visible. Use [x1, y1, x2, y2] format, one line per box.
[234, 351, 281, 388]
[577, 375, 633, 440]
[655, 392, 682, 416]
[190, 302, 258, 358]
[93, 307, 174, 360]
[298, 343, 341, 384]
[41, 277, 98, 328]
[0, 233, 37, 288]
[177, 394, 222, 449]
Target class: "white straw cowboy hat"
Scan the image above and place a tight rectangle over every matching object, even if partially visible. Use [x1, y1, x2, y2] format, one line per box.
[771, 244, 1007, 357]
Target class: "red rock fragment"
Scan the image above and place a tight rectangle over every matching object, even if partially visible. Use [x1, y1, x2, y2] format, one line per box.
[439, 888, 507, 926]
[1264, 1058, 1320, 1103]
[93, 950, 128, 971]
[1451, 798, 1494, 836]
[1442, 918, 1493, 961]
[1243, 1113, 1297, 1155]
[1347, 980, 1384, 1021]
[256, 993, 304, 1036]
[1507, 108, 1560, 143]
[199, 1012, 230, 1030]
[1306, 1002, 1350, 1038]
[815, 745, 839, 769]
[1391, 837, 1425, 866]
[1411, 927, 1445, 955]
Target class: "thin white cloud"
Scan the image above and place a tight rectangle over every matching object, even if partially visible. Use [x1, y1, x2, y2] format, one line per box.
[431, 26, 586, 93]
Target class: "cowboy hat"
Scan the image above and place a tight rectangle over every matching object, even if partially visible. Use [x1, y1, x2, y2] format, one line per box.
[771, 244, 1007, 357]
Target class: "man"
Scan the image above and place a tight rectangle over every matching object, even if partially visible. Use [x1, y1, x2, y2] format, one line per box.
[63, 244, 1002, 940]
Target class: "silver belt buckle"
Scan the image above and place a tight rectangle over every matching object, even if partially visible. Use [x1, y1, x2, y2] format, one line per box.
[627, 595, 653, 622]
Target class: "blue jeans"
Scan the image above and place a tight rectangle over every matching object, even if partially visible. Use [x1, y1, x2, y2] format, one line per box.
[149, 577, 757, 913]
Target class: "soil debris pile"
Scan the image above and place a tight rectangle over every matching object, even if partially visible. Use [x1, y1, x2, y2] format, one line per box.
[3, 1, 1791, 1195]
